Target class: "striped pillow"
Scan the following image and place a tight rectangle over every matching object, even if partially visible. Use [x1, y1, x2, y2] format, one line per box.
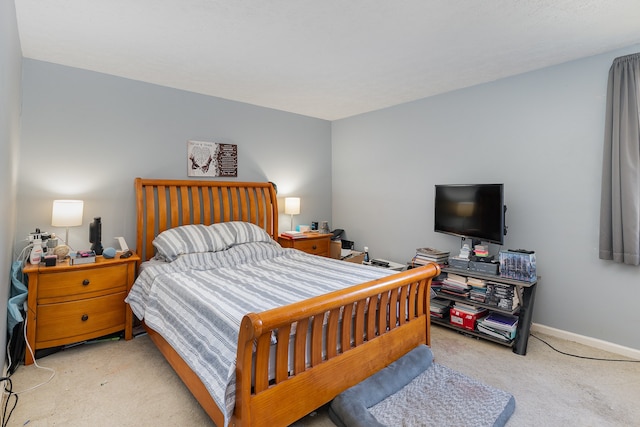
[153, 224, 233, 261]
[212, 221, 274, 246]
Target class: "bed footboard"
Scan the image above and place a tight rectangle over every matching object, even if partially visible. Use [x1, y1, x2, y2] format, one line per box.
[233, 263, 440, 427]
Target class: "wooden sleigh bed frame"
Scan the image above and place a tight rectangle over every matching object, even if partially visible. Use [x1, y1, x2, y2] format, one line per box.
[133, 178, 440, 427]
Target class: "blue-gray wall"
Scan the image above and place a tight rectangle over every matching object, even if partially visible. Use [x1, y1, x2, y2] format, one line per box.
[16, 60, 332, 255]
[332, 44, 640, 351]
[1, 0, 22, 361]
[13, 42, 640, 353]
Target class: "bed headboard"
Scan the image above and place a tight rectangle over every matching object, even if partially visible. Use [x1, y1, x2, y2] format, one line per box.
[135, 178, 279, 261]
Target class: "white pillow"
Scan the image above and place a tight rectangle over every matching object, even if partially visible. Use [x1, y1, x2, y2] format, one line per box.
[152, 224, 233, 261]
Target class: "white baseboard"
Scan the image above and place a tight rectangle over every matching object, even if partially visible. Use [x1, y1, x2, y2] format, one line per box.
[531, 323, 640, 360]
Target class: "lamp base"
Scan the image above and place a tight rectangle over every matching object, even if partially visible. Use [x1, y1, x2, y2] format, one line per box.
[91, 242, 104, 256]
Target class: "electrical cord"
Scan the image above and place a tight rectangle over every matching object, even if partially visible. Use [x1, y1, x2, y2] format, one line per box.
[531, 333, 640, 362]
[14, 243, 31, 269]
[15, 318, 56, 394]
[1, 251, 58, 427]
[0, 377, 17, 427]
[0, 343, 16, 427]
[0, 320, 56, 427]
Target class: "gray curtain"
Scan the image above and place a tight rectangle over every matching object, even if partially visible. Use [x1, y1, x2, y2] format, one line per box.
[599, 53, 640, 265]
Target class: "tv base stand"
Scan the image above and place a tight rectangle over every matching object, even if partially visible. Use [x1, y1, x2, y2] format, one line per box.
[434, 267, 537, 356]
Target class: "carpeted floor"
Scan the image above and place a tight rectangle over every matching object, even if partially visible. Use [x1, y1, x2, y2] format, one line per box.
[6, 325, 640, 426]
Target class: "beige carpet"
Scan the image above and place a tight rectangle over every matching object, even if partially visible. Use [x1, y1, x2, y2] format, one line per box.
[6, 326, 639, 426]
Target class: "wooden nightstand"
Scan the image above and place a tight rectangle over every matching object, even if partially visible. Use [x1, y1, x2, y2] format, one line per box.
[278, 233, 332, 257]
[22, 252, 140, 365]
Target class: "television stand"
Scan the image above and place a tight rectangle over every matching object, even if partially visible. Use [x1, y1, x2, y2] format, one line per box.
[433, 267, 537, 356]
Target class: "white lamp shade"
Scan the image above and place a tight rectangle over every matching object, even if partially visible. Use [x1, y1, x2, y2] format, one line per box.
[284, 197, 300, 215]
[52, 200, 84, 227]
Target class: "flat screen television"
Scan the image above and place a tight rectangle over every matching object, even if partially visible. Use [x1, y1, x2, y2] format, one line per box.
[434, 184, 506, 245]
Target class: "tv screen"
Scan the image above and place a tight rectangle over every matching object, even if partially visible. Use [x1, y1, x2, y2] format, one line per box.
[434, 184, 505, 245]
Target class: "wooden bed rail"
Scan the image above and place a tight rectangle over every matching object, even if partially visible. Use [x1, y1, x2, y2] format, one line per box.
[233, 263, 440, 427]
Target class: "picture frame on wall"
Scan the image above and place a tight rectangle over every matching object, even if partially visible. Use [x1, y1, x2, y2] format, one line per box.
[187, 140, 238, 177]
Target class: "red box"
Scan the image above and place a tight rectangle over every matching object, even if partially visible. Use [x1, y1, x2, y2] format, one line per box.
[449, 307, 486, 330]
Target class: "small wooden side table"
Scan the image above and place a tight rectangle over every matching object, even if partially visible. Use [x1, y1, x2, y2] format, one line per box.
[22, 252, 139, 365]
[278, 233, 332, 257]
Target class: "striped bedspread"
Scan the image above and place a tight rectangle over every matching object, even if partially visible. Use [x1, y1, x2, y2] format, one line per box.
[126, 241, 393, 426]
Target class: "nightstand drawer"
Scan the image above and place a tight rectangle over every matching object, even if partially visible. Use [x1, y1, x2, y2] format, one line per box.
[292, 238, 330, 257]
[36, 291, 127, 346]
[38, 264, 128, 301]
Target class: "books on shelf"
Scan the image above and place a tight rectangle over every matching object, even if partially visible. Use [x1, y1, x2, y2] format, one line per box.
[412, 247, 450, 266]
[477, 312, 518, 341]
[469, 288, 487, 303]
[439, 288, 470, 298]
[430, 298, 452, 318]
[477, 322, 515, 342]
[70, 250, 96, 265]
[416, 247, 449, 256]
[473, 244, 490, 257]
[445, 273, 467, 285]
[453, 301, 487, 314]
[482, 312, 518, 329]
[440, 273, 470, 297]
[467, 277, 487, 288]
[486, 282, 520, 310]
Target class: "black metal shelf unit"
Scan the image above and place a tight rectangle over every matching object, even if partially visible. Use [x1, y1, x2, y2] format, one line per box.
[434, 267, 538, 356]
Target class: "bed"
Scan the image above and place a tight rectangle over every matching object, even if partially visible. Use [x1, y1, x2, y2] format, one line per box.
[127, 178, 440, 427]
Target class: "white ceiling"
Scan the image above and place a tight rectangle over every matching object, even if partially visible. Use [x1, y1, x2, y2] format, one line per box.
[14, 1, 640, 121]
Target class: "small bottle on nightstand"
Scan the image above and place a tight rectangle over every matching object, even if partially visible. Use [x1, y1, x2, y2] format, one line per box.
[30, 236, 43, 265]
[363, 246, 370, 263]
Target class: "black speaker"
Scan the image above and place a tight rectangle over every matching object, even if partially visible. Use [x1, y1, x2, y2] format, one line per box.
[89, 217, 103, 255]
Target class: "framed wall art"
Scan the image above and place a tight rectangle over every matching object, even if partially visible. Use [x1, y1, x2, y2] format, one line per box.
[187, 140, 238, 177]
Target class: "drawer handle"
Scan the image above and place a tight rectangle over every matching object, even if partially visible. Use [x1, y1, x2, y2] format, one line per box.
[82, 279, 90, 286]
[81, 314, 89, 322]
[312, 245, 317, 250]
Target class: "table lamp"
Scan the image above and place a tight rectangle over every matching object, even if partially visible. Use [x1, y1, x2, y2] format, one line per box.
[51, 200, 84, 246]
[284, 197, 300, 231]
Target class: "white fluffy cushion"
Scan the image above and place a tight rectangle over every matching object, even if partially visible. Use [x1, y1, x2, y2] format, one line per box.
[152, 224, 233, 261]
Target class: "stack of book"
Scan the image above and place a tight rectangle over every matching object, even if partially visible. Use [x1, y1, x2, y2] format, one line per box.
[430, 275, 444, 293]
[280, 231, 309, 239]
[477, 312, 518, 342]
[70, 250, 96, 265]
[467, 277, 487, 303]
[430, 298, 451, 319]
[486, 282, 520, 311]
[412, 247, 450, 266]
[452, 301, 487, 314]
[473, 244, 490, 258]
[440, 273, 470, 297]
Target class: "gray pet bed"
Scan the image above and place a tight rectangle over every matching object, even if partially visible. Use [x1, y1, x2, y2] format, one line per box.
[329, 345, 515, 427]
